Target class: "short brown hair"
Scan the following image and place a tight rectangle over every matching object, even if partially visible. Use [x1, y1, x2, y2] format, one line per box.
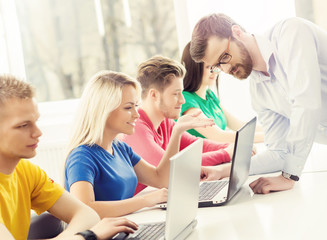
[137, 55, 186, 99]
[0, 74, 35, 106]
[190, 13, 244, 62]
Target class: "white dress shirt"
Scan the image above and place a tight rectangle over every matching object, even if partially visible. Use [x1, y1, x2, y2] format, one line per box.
[249, 17, 327, 177]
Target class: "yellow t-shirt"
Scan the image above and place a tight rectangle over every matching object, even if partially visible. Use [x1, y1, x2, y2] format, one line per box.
[0, 159, 64, 240]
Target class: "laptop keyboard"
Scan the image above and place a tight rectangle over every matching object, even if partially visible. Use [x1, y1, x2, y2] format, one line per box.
[128, 222, 165, 239]
[199, 181, 228, 201]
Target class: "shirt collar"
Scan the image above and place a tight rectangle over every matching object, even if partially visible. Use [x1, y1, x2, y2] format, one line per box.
[250, 35, 275, 83]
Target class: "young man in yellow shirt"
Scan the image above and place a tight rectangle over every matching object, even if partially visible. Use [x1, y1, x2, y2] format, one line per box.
[0, 75, 138, 240]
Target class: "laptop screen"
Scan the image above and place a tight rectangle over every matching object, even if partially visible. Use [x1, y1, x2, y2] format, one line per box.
[227, 117, 256, 200]
[165, 139, 203, 239]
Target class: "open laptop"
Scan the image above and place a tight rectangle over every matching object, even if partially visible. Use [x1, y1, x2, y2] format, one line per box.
[197, 116, 256, 207]
[113, 138, 204, 240]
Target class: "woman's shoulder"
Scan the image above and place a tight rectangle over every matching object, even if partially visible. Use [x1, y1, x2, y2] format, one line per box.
[68, 144, 101, 161]
[66, 144, 106, 169]
[114, 140, 134, 154]
[114, 141, 141, 163]
[182, 91, 201, 104]
[206, 89, 220, 102]
[206, 88, 216, 97]
[182, 91, 196, 98]
[71, 144, 96, 153]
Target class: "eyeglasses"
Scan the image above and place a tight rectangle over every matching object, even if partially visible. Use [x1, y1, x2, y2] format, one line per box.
[210, 37, 232, 73]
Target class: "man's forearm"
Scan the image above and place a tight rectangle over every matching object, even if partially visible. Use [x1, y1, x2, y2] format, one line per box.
[249, 149, 284, 175]
[57, 206, 100, 238]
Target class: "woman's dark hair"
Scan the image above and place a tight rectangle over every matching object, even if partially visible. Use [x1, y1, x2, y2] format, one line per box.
[181, 41, 204, 92]
[181, 41, 219, 97]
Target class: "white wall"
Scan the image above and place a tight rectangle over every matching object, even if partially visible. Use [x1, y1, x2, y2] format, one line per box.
[30, 99, 79, 184]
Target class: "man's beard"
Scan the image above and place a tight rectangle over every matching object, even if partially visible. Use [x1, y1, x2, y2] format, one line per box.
[230, 40, 253, 80]
[159, 98, 180, 120]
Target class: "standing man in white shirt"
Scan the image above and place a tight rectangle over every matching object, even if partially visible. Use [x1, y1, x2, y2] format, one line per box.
[190, 13, 327, 194]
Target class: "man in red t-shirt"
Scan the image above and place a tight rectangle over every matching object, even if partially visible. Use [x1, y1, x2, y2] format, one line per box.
[123, 56, 233, 194]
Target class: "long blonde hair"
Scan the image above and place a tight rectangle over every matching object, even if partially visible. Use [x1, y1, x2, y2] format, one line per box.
[66, 70, 140, 158]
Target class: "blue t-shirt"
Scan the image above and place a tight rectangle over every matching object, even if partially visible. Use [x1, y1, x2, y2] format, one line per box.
[65, 141, 141, 201]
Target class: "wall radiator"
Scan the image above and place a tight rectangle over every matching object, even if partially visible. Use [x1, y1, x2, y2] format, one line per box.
[30, 141, 67, 185]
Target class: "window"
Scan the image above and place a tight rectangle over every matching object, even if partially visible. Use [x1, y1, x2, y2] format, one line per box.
[14, 0, 179, 102]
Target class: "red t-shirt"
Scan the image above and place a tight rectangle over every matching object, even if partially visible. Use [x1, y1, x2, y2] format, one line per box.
[123, 109, 230, 194]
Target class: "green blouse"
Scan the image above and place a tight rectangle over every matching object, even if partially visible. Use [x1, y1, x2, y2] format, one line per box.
[181, 89, 227, 138]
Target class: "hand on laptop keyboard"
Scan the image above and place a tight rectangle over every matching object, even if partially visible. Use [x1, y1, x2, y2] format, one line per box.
[200, 164, 231, 181]
[89, 217, 138, 240]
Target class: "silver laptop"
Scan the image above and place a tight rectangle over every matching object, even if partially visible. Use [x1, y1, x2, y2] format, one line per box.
[113, 139, 204, 240]
[198, 116, 256, 207]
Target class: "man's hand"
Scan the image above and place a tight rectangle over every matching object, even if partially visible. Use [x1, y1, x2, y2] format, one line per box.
[200, 164, 231, 181]
[249, 175, 295, 194]
[90, 217, 138, 240]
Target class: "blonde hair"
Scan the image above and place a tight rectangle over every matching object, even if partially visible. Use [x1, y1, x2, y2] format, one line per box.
[0, 74, 35, 105]
[66, 70, 140, 157]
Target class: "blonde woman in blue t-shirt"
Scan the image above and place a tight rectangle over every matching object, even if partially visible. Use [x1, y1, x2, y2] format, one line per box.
[181, 42, 264, 143]
[64, 70, 220, 218]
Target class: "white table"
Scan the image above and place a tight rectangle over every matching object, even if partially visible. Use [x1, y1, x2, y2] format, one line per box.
[303, 143, 327, 173]
[125, 171, 327, 240]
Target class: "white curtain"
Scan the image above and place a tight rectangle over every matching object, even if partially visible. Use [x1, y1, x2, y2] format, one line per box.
[0, 0, 26, 76]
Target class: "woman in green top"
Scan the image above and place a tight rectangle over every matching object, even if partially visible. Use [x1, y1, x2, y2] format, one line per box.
[181, 42, 264, 143]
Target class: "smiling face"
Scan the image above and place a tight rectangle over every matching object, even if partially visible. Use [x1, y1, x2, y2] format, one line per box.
[158, 76, 185, 119]
[203, 36, 253, 80]
[105, 85, 140, 136]
[0, 98, 42, 163]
